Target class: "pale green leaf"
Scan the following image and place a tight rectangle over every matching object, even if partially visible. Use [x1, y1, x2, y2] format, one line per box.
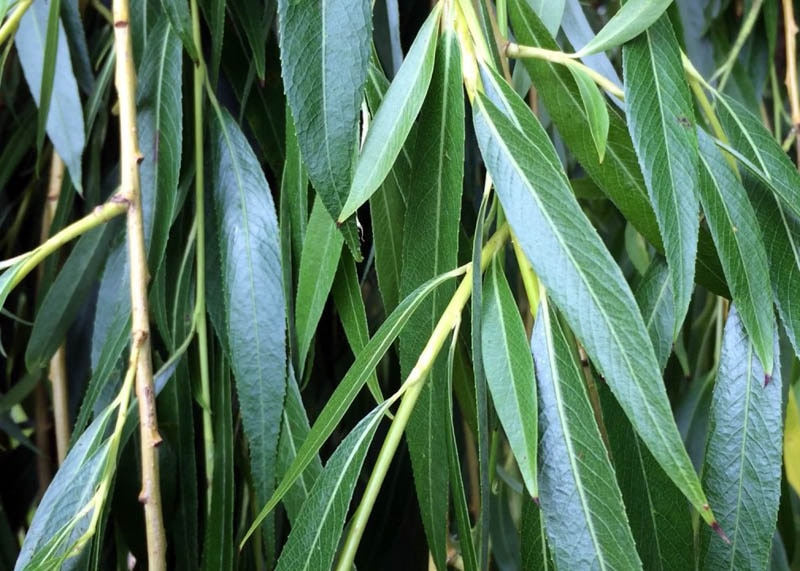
[295, 197, 344, 375]
[398, 27, 462, 571]
[700, 308, 782, 569]
[209, 107, 286, 516]
[623, 15, 699, 336]
[481, 259, 538, 499]
[568, 65, 609, 162]
[15, 0, 84, 191]
[338, 4, 441, 222]
[472, 85, 714, 523]
[574, 0, 673, 57]
[531, 300, 641, 570]
[697, 129, 774, 373]
[527, 0, 565, 35]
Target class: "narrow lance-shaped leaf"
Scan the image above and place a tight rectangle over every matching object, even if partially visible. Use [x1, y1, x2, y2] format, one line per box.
[531, 300, 642, 570]
[634, 257, 674, 372]
[568, 65, 609, 162]
[472, 85, 715, 524]
[245, 266, 464, 542]
[508, 0, 729, 296]
[481, 258, 538, 499]
[398, 25, 462, 571]
[623, 15, 700, 336]
[597, 376, 694, 570]
[573, 0, 673, 57]
[526, 0, 565, 35]
[365, 61, 410, 314]
[278, 0, 370, 257]
[15, 0, 84, 192]
[338, 4, 441, 222]
[274, 403, 388, 571]
[209, 107, 286, 521]
[158, 0, 199, 60]
[696, 128, 774, 374]
[294, 197, 344, 376]
[700, 307, 782, 569]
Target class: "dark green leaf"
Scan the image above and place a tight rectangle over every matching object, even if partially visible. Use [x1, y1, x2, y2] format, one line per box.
[338, 4, 441, 221]
[697, 128, 774, 373]
[520, 497, 550, 571]
[159, 0, 199, 60]
[531, 300, 641, 570]
[635, 257, 674, 371]
[209, 107, 286, 518]
[274, 403, 388, 571]
[472, 84, 713, 523]
[481, 259, 538, 499]
[15, 0, 84, 191]
[294, 197, 343, 376]
[229, 0, 272, 79]
[700, 307, 782, 569]
[198, 0, 224, 81]
[37, 0, 61, 155]
[623, 15, 699, 335]
[278, 0, 371, 257]
[398, 26, 462, 571]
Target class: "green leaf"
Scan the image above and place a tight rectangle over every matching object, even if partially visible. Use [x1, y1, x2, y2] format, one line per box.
[365, 62, 410, 314]
[508, 0, 728, 296]
[274, 402, 388, 571]
[696, 129, 774, 373]
[716, 94, 800, 221]
[278, 0, 371, 257]
[277, 367, 322, 525]
[527, 0, 565, 35]
[598, 377, 694, 570]
[294, 196, 344, 376]
[158, 0, 199, 60]
[481, 258, 538, 499]
[137, 17, 183, 273]
[202, 353, 235, 571]
[700, 307, 782, 569]
[15, 0, 84, 192]
[198, 0, 224, 81]
[332, 253, 382, 403]
[25, 222, 116, 371]
[15, 406, 115, 570]
[472, 87, 714, 524]
[338, 4, 441, 222]
[245, 266, 464, 543]
[398, 26, 462, 571]
[635, 257, 674, 371]
[228, 0, 272, 79]
[209, 107, 286, 518]
[530, 300, 642, 570]
[573, 0, 673, 57]
[568, 65, 608, 162]
[521, 497, 551, 571]
[623, 15, 700, 336]
[37, 0, 60, 155]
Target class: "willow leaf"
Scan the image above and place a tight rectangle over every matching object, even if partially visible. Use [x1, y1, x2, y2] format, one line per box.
[472, 89, 715, 524]
[508, 0, 728, 295]
[338, 4, 441, 222]
[574, 0, 673, 57]
[209, 107, 286, 520]
[697, 129, 774, 373]
[159, 0, 198, 60]
[531, 301, 641, 570]
[244, 267, 463, 542]
[15, 0, 84, 192]
[635, 257, 674, 371]
[623, 15, 699, 336]
[295, 197, 344, 375]
[700, 307, 782, 570]
[398, 26, 462, 570]
[568, 65, 608, 162]
[481, 259, 538, 499]
[278, 0, 370, 257]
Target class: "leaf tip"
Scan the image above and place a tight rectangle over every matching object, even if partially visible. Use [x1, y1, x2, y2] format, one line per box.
[764, 372, 772, 387]
[532, 496, 540, 507]
[711, 521, 731, 544]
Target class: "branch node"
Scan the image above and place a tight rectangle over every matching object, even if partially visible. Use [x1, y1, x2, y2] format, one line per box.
[114, 19, 128, 28]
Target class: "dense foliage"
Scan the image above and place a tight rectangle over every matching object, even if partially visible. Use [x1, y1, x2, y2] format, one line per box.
[1, 0, 800, 569]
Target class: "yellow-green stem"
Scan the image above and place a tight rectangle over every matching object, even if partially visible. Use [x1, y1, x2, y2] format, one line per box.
[506, 43, 625, 100]
[335, 223, 511, 571]
[111, 0, 166, 563]
[190, 0, 215, 507]
[0, 0, 33, 46]
[782, 0, 800, 166]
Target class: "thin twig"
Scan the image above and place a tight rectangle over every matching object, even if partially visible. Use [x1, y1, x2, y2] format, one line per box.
[782, 0, 800, 166]
[0, 0, 34, 46]
[111, 0, 167, 566]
